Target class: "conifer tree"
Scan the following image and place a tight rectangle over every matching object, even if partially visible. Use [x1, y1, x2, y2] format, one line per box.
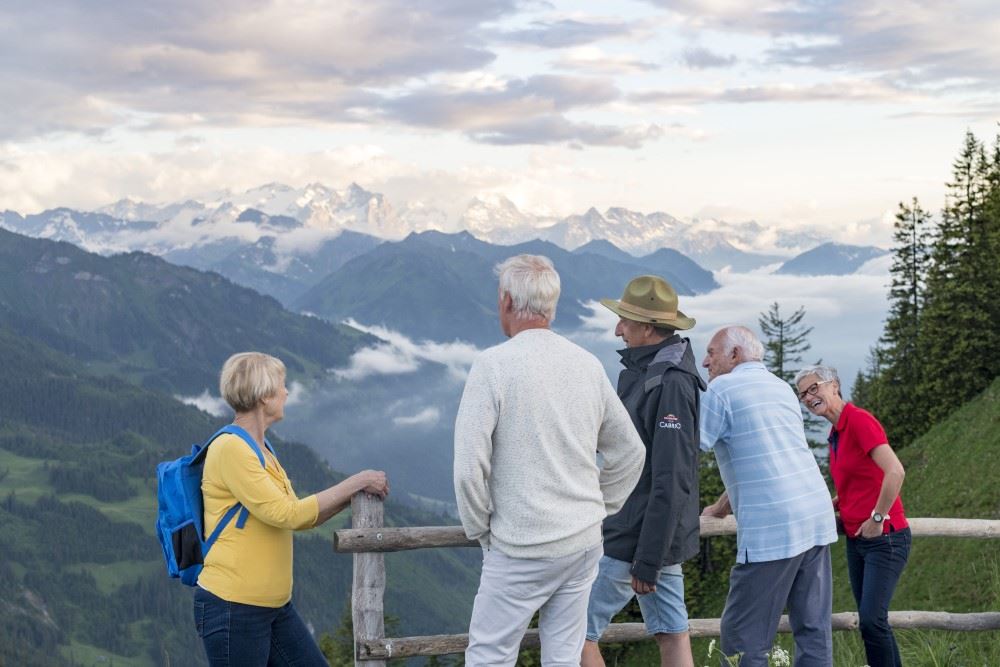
[758, 302, 813, 384]
[758, 302, 823, 435]
[851, 346, 883, 412]
[919, 130, 1000, 423]
[874, 198, 931, 445]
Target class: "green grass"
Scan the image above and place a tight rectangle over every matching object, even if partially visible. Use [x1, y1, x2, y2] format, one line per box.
[57, 487, 159, 536]
[0, 447, 161, 534]
[60, 639, 152, 667]
[67, 561, 161, 596]
[0, 447, 53, 500]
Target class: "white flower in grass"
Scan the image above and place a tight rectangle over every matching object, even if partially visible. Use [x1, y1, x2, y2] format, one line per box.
[769, 646, 791, 667]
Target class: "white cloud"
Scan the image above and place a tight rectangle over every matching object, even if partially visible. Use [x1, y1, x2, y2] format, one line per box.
[578, 265, 891, 395]
[392, 407, 442, 427]
[175, 390, 230, 417]
[334, 319, 482, 381]
[286, 381, 307, 407]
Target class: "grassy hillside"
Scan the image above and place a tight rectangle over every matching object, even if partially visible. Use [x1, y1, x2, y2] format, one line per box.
[614, 377, 1000, 666]
[0, 326, 479, 666]
[829, 374, 1000, 663]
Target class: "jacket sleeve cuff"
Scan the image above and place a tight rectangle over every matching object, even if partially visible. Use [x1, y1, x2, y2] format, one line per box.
[630, 560, 659, 585]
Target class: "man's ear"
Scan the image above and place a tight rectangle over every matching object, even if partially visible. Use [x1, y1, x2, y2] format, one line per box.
[500, 291, 513, 312]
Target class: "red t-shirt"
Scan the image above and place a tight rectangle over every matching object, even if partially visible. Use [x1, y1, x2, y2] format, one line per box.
[829, 403, 908, 537]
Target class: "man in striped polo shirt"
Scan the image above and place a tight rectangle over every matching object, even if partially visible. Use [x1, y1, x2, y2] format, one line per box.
[700, 325, 837, 667]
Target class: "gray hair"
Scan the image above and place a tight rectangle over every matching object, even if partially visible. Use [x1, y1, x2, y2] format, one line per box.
[494, 254, 560, 322]
[717, 325, 764, 362]
[794, 364, 840, 387]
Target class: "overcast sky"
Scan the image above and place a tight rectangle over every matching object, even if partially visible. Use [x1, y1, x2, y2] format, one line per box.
[2, 0, 998, 242]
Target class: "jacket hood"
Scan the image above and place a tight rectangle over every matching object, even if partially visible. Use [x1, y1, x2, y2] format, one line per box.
[618, 335, 706, 390]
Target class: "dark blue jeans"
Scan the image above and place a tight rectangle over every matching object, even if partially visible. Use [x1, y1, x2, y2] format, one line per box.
[193, 587, 328, 667]
[845, 527, 911, 667]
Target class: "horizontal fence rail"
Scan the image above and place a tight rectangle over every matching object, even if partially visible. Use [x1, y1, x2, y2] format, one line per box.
[338, 498, 1000, 664]
[356, 612, 1000, 659]
[334, 516, 1000, 554]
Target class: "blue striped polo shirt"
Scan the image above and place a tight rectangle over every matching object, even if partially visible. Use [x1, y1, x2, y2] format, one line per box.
[700, 362, 837, 564]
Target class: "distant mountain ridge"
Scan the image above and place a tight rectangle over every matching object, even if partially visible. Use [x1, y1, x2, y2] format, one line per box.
[775, 242, 890, 276]
[0, 227, 369, 394]
[1, 181, 843, 272]
[296, 230, 718, 345]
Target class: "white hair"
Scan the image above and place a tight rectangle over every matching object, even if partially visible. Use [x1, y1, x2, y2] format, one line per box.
[794, 364, 840, 387]
[716, 325, 764, 362]
[494, 254, 560, 322]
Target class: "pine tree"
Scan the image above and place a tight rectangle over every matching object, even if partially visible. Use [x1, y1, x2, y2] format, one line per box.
[319, 600, 355, 666]
[873, 198, 931, 446]
[758, 302, 823, 436]
[918, 130, 1000, 423]
[851, 346, 884, 412]
[851, 369, 872, 410]
[758, 302, 814, 384]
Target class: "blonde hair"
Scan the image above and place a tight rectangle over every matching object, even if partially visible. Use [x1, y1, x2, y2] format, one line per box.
[219, 352, 286, 413]
[494, 254, 561, 322]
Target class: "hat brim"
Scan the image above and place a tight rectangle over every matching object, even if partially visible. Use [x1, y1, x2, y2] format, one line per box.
[599, 298, 696, 330]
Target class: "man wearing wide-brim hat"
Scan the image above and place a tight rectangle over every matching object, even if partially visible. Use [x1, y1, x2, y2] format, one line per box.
[582, 275, 705, 667]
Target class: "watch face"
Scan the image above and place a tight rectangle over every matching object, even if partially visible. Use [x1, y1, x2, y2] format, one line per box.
[872, 512, 884, 523]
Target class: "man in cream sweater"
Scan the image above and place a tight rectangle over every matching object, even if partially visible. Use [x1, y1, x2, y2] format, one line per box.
[454, 254, 646, 666]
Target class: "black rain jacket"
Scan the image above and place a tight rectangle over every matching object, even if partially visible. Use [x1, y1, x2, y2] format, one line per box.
[602, 334, 706, 584]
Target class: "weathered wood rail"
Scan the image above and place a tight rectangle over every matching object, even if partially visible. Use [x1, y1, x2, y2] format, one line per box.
[337, 495, 1000, 664]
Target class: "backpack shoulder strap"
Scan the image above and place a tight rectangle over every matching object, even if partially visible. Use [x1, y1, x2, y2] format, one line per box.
[204, 503, 244, 550]
[192, 425, 271, 534]
[216, 424, 268, 467]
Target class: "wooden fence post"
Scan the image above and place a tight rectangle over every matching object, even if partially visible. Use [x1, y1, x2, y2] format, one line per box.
[352, 493, 387, 667]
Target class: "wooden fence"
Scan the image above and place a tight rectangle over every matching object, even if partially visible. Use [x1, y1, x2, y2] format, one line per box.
[334, 494, 1000, 664]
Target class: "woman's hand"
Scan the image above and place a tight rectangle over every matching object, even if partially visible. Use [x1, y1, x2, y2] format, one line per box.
[854, 518, 883, 539]
[832, 495, 839, 511]
[355, 470, 389, 498]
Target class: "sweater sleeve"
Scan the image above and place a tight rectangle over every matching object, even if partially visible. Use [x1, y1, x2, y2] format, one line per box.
[213, 436, 319, 531]
[596, 375, 645, 517]
[453, 358, 498, 544]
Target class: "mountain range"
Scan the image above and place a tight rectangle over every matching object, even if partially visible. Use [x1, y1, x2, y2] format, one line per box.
[296, 230, 718, 345]
[0, 227, 369, 394]
[774, 242, 889, 276]
[0, 181, 860, 277]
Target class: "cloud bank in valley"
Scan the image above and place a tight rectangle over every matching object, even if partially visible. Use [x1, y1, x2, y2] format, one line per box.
[334, 319, 482, 381]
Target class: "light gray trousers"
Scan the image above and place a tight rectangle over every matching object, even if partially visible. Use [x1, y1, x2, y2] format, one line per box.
[465, 544, 602, 666]
[720, 544, 833, 667]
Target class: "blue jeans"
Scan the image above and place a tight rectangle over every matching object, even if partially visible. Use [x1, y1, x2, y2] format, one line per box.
[845, 528, 911, 667]
[193, 587, 328, 667]
[586, 556, 688, 641]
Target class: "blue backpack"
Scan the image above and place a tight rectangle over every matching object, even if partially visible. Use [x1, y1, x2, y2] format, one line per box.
[155, 424, 272, 585]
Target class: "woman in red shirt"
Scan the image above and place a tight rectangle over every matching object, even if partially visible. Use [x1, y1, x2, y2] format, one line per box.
[795, 364, 909, 667]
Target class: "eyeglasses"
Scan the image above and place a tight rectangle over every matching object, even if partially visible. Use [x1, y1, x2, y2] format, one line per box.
[797, 380, 832, 402]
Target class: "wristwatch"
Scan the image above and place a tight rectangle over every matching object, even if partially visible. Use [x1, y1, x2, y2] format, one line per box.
[871, 510, 888, 523]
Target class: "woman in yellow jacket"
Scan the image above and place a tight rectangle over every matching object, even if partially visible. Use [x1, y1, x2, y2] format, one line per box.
[195, 352, 388, 666]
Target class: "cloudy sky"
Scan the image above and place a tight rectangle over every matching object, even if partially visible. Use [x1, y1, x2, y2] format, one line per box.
[2, 0, 998, 240]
